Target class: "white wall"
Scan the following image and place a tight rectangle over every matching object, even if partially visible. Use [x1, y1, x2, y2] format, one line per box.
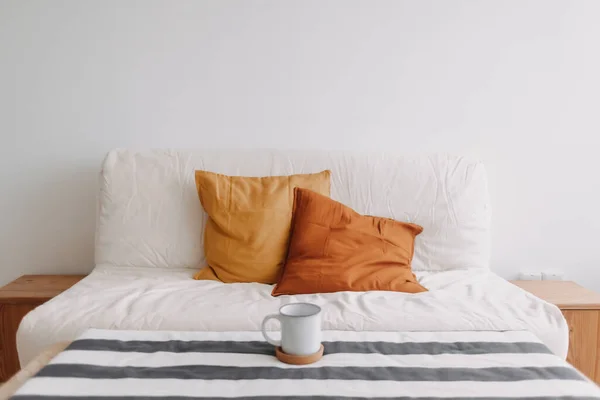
[1, 0, 600, 290]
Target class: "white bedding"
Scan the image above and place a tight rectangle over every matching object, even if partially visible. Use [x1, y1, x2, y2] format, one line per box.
[17, 266, 568, 366]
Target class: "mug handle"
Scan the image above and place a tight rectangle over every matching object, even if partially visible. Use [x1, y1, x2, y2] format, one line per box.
[261, 314, 282, 347]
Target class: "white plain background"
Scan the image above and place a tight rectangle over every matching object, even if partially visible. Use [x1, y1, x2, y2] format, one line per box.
[1, 1, 600, 289]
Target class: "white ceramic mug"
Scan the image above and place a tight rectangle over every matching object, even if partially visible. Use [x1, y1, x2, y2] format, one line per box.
[261, 303, 322, 356]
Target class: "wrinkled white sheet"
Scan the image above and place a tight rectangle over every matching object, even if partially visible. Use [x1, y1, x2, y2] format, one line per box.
[17, 266, 568, 365]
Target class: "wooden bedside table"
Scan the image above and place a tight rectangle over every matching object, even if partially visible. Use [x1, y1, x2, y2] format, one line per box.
[0, 275, 85, 382]
[511, 280, 600, 383]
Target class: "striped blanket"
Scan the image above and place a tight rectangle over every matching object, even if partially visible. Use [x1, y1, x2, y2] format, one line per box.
[11, 329, 600, 399]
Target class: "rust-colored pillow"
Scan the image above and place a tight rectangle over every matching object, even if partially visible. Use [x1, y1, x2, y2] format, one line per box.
[272, 188, 427, 296]
[194, 170, 330, 284]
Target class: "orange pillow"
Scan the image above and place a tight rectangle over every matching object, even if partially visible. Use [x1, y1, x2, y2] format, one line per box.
[194, 170, 330, 284]
[272, 188, 427, 296]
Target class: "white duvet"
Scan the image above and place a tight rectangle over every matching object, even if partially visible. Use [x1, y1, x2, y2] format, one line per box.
[17, 265, 568, 366]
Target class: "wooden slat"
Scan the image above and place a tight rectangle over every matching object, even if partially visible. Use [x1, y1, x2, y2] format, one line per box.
[562, 309, 600, 383]
[0, 304, 38, 382]
[596, 310, 600, 384]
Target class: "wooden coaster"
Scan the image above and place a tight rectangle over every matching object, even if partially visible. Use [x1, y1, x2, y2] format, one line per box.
[275, 344, 324, 365]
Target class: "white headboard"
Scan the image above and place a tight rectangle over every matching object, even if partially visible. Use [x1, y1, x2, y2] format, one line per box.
[95, 149, 491, 272]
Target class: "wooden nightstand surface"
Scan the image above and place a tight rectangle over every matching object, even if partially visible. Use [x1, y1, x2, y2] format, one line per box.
[0, 275, 85, 304]
[0, 274, 85, 382]
[511, 280, 600, 309]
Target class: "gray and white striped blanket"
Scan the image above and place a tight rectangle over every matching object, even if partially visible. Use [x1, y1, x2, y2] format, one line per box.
[12, 329, 600, 399]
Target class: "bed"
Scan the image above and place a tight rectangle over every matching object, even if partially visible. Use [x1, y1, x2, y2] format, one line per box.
[15, 150, 569, 384]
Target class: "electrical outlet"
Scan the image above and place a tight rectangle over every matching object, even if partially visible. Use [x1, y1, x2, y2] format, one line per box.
[542, 271, 564, 281]
[519, 272, 542, 281]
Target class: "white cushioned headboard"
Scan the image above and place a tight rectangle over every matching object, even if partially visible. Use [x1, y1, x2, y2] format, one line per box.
[95, 149, 490, 272]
